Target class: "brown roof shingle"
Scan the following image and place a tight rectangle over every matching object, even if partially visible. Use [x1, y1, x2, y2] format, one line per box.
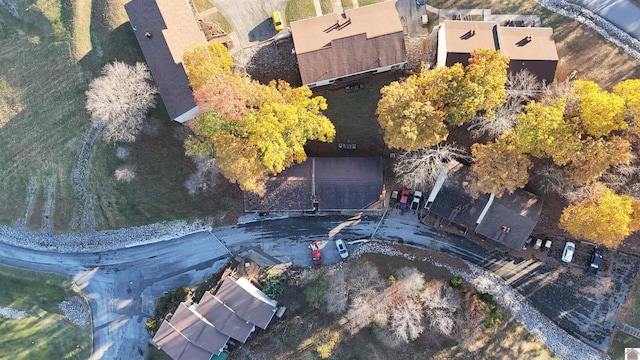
[215, 277, 277, 329]
[124, 0, 207, 121]
[291, 1, 406, 85]
[196, 292, 255, 343]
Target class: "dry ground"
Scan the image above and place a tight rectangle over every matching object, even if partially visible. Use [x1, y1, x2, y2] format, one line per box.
[237, 251, 557, 360]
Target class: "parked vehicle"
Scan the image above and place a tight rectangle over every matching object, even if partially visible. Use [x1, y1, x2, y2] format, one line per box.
[562, 242, 575, 263]
[542, 239, 552, 252]
[411, 191, 422, 210]
[588, 247, 603, 274]
[335, 239, 349, 259]
[272, 11, 283, 31]
[309, 241, 322, 266]
[532, 237, 542, 250]
[417, 0, 426, 5]
[399, 188, 410, 210]
[522, 236, 533, 250]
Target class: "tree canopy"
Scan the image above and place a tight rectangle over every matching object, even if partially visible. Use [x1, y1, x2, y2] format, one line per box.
[186, 76, 335, 195]
[469, 138, 531, 197]
[377, 49, 509, 150]
[613, 79, 640, 133]
[85, 61, 157, 143]
[559, 186, 640, 248]
[183, 44, 233, 89]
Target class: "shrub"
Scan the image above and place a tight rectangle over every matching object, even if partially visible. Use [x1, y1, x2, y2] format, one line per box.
[475, 292, 502, 328]
[263, 271, 288, 299]
[305, 275, 329, 307]
[449, 276, 463, 288]
[145, 318, 157, 333]
[388, 275, 396, 285]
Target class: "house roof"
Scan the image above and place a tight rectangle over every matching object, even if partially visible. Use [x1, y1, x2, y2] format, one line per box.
[291, 1, 406, 85]
[215, 277, 277, 330]
[124, 0, 207, 121]
[196, 292, 255, 343]
[474, 189, 542, 250]
[153, 303, 229, 360]
[497, 26, 558, 61]
[441, 20, 557, 61]
[442, 21, 499, 54]
[244, 157, 384, 211]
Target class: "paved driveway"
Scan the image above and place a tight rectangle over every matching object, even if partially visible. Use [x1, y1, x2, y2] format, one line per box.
[570, 0, 640, 39]
[211, 0, 290, 48]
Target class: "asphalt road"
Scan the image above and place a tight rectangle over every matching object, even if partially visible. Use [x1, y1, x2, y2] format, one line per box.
[570, 0, 640, 39]
[1, 213, 637, 358]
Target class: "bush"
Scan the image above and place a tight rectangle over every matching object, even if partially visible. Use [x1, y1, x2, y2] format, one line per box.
[449, 276, 463, 288]
[305, 275, 329, 307]
[263, 271, 288, 299]
[388, 275, 396, 285]
[475, 292, 502, 328]
[145, 318, 157, 333]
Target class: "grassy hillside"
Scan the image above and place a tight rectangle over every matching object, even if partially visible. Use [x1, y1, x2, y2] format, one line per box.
[0, 264, 91, 359]
[0, 0, 240, 233]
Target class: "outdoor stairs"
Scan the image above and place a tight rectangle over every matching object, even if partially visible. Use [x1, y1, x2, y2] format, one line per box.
[618, 323, 640, 339]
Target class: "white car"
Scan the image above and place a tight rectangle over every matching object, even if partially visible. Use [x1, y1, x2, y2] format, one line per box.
[411, 191, 422, 210]
[562, 242, 575, 263]
[335, 239, 349, 259]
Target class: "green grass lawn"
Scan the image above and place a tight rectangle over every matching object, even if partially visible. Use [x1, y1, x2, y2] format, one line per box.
[341, 0, 354, 10]
[286, 0, 317, 22]
[320, 0, 333, 14]
[0, 264, 91, 359]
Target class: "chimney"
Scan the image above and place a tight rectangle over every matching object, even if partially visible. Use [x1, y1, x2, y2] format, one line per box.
[145, 31, 152, 39]
[470, 29, 476, 36]
[525, 35, 532, 43]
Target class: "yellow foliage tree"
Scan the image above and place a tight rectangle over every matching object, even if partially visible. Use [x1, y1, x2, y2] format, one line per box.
[466, 48, 509, 118]
[564, 136, 631, 185]
[183, 44, 233, 90]
[559, 187, 640, 248]
[510, 99, 579, 165]
[469, 138, 532, 197]
[613, 79, 640, 133]
[186, 77, 335, 195]
[571, 80, 627, 137]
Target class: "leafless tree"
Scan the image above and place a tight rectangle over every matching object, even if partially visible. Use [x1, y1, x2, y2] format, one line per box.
[324, 268, 348, 314]
[86, 61, 157, 143]
[114, 164, 137, 182]
[394, 144, 471, 188]
[506, 69, 543, 103]
[468, 99, 522, 139]
[184, 155, 221, 195]
[565, 182, 607, 205]
[388, 297, 425, 343]
[533, 165, 571, 195]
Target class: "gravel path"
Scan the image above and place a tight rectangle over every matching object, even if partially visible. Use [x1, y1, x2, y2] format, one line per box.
[59, 296, 88, 326]
[354, 241, 609, 360]
[0, 220, 210, 253]
[0, 306, 30, 319]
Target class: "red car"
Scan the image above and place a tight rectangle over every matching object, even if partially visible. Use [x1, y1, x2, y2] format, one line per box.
[309, 242, 322, 266]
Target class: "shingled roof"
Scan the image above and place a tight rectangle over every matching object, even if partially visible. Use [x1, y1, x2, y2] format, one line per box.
[196, 292, 255, 343]
[291, 1, 406, 86]
[215, 277, 277, 330]
[124, 0, 207, 122]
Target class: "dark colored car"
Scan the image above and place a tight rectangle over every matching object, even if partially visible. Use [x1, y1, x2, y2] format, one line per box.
[588, 247, 603, 274]
[309, 242, 322, 266]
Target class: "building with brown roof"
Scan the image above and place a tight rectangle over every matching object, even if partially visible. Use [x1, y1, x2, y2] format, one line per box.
[290, 1, 407, 88]
[153, 303, 229, 360]
[125, 0, 207, 123]
[437, 20, 558, 84]
[152, 277, 277, 360]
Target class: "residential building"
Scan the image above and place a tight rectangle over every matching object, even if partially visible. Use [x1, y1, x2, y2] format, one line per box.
[125, 0, 207, 123]
[291, 1, 407, 88]
[437, 20, 559, 84]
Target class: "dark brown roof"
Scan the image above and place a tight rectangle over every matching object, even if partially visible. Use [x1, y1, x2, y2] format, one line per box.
[475, 189, 542, 250]
[215, 277, 277, 329]
[153, 303, 229, 360]
[291, 1, 406, 85]
[124, 0, 207, 120]
[196, 292, 255, 343]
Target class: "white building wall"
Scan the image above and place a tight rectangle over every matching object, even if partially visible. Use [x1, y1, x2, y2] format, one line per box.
[173, 105, 201, 123]
[437, 25, 447, 68]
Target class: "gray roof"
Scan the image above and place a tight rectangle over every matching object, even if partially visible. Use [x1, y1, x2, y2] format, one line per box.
[215, 277, 277, 330]
[244, 157, 383, 211]
[475, 189, 542, 250]
[124, 0, 207, 121]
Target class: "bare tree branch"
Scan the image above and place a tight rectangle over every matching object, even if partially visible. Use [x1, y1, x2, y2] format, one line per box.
[468, 99, 522, 139]
[184, 155, 221, 195]
[394, 144, 471, 188]
[506, 69, 543, 103]
[85, 61, 158, 143]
